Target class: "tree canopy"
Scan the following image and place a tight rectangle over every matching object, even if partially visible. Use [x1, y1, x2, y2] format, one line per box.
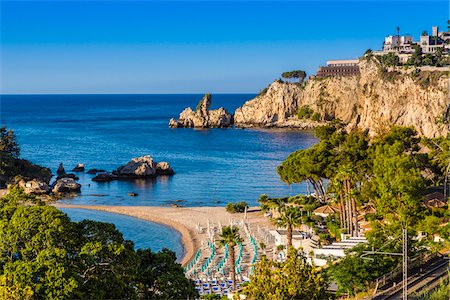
[0, 187, 198, 300]
[276, 125, 448, 296]
[281, 70, 307, 83]
[242, 248, 329, 299]
[0, 126, 20, 159]
[0, 127, 51, 188]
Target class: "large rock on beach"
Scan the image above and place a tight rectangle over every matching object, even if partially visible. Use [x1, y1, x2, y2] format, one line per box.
[169, 94, 233, 128]
[52, 178, 81, 194]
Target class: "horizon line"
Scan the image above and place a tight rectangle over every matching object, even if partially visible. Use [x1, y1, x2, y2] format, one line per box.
[0, 92, 259, 96]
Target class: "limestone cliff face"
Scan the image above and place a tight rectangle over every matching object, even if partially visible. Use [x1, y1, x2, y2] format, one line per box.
[234, 61, 450, 137]
[169, 94, 233, 128]
[234, 82, 303, 127]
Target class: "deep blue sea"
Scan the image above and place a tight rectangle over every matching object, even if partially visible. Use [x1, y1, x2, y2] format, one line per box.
[1, 94, 316, 253]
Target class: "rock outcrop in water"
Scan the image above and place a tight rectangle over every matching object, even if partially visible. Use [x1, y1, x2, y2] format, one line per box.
[92, 155, 174, 182]
[51, 178, 81, 194]
[72, 164, 85, 172]
[234, 60, 450, 138]
[169, 94, 233, 128]
[56, 163, 66, 175]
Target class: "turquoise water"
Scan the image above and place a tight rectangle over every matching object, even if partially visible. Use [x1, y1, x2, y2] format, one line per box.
[60, 208, 184, 260]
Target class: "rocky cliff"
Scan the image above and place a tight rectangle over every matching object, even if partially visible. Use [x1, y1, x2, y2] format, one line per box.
[234, 60, 450, 138]
[169, 94, 233, 128]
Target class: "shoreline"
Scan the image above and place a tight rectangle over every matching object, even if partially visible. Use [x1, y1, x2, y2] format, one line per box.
[52, 204, 272, 267]
[53, 204, 199, 265]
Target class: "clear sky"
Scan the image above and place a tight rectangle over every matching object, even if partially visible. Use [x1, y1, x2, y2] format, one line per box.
[1, 0, 449, 94]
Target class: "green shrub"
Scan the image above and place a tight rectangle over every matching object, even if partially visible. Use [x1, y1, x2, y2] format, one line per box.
[297, 105, 313, 119]
[200, 294, 222, 299]
[311, 112, 321, 122]
[226, 201, 249, 213]
[226, 202, 236, 213]
[196, 93, 211, 111]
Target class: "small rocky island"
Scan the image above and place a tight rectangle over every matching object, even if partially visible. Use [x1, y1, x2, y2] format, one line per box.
[14, 162, 82, 195]
[92, 155, 174, 182]
[169, 94, 233, 128]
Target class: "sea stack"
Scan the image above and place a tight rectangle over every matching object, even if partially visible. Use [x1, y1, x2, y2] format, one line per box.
[56, 163, 66, 175]
[169, 94, 233, 128]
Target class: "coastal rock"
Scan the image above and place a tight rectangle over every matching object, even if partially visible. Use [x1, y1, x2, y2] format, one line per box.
[87, 168, 106, 174]
[17, 177, 50, 194]
[72, 164, 85, 172]
[57, 163, 66, 175]
[114, 155, 157, 177]
[156, 162, 175, 175]
[56, 173, 79, 181]
[93, 156, 174, 182]
[52, 178, 81, 194]
[169, 94, 233, 128]
[234, 60, 450, 138]
[234, 81, 303, 127]
[92, 173, 117, 182]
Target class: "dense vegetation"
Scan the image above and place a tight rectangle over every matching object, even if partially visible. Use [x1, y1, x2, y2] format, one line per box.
[375, 46, 449, 67]
[296, 105, 321, 121]
[281, 70, 307, 83]
[275, 124, 449, 296]
[242, 248, 329, 299]
[0, 187, 198, 300]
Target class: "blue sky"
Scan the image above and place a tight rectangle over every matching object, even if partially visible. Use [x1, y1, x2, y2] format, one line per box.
[1, 0, 449, 94]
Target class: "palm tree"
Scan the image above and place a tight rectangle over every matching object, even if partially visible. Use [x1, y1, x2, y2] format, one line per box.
[218, 226, 243, 290]
[274, 207, 302, 249]
[334, 164, 358, 236]
[259, 242, 267, 256]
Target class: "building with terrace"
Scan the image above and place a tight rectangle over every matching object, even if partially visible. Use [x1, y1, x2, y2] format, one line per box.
[315, 59, 360, 78]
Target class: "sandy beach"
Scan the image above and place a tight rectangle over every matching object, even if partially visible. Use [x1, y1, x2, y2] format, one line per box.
[53, 204, 272, 266]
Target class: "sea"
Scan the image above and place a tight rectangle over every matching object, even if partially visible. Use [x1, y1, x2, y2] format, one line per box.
[1, 94, 317, 256]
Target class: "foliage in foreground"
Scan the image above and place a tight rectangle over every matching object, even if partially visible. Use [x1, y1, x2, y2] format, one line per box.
[0, 187, 198, 300]
[242, 248, 329, 299]
[326, 244, 397, 297]
[276, 125, 450, 296]
[411, 276, 450, 300]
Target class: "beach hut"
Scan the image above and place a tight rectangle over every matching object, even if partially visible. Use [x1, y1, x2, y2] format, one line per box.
[313, 205, 339, 218]
[423, 192, 447, 208]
